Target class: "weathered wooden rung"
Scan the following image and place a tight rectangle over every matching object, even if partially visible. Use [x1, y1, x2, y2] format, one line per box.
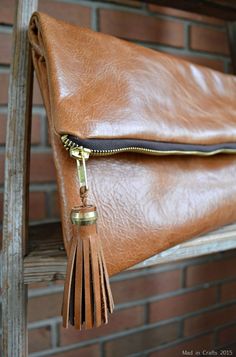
[2, 1, 38, 356]
[24, 222, 236, 284]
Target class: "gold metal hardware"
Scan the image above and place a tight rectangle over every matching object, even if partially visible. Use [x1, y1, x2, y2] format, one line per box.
[70, 206, 98, 226]
[70, 147, 91, 191]
[70, 207, 98, 226]
[61, 134, 236, 157]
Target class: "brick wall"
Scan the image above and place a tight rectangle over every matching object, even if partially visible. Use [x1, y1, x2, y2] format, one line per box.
[0, 0, 236, 356]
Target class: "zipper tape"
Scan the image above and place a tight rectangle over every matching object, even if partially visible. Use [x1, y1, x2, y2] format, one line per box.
[61, 134, 236, 157]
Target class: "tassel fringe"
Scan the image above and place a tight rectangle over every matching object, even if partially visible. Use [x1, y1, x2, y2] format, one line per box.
[62, 205, 114, 330]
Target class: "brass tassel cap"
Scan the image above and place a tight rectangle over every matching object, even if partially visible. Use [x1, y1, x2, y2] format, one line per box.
[62, 204, 114, 330]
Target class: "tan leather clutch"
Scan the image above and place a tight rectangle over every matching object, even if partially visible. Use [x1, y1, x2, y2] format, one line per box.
[28, 12, 236, 331]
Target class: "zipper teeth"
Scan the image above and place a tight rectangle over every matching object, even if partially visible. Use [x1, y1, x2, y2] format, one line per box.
[61, 134, 236, 157]
[61, 134, 161, 155]
[62, 135, 78, 150]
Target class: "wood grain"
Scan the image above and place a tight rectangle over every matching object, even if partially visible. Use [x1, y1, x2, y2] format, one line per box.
[1, 1, 38, 356]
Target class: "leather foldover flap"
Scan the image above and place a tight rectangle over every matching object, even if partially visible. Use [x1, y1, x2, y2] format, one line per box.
[29, 12, 236, 148]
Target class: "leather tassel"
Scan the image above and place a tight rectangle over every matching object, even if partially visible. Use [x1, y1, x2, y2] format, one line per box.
[62, 205, 114, 329]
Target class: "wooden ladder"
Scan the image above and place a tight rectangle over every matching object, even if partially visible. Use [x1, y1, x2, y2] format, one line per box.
[2, 1, 236, 356]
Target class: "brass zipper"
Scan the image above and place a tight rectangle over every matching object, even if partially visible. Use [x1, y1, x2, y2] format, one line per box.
[61, 134, 236, 157]
[69, 145, 90, 192]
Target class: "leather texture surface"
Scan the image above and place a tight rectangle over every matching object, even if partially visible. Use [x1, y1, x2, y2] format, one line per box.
[28, 12, 236, 276]
[28, 12, 236, 145]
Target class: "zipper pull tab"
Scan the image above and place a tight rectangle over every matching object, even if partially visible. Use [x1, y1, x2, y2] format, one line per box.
[70, 147, 91, 206]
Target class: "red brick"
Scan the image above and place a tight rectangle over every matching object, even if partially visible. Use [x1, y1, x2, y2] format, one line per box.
[100, 9, 184, 47]
[0, 73, 9, 105]
[29, 192, 46, 221]
[174, 53, 225, 72]
[0, 113, 41, 145]
[184, 304, 236, 336]
[39, 0, 91, 27]
[149, 334, 213, 357]
[221, 281, 236, 302]
[190, 25, 230, 55]
[33, 77, 43, 105]
[0, 0, 91, 27]
[28, 327, 51, 353]
[148, 4, 225, 25]
[0, 182, 46, 224]
[112, 269, 181, 303]
[28, 292, 62, 322]
[0, 0, 15, 24]
[31, 115, 42, 144]
[0, 113, 7, 144]
[30, 152, 56, 183]
[52, 345, 100, 357]
[50, 190, 60, 218]
[0, 126, 44, 186]
[186, 257, 236, 287]
[60, 305, 145, 345]
[149, 286, 217, 323]
[217, 324, 236, 346]
[0, 73, 43, 106]
[0, 33, 12, 64]
[105, 322, 179, 357]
